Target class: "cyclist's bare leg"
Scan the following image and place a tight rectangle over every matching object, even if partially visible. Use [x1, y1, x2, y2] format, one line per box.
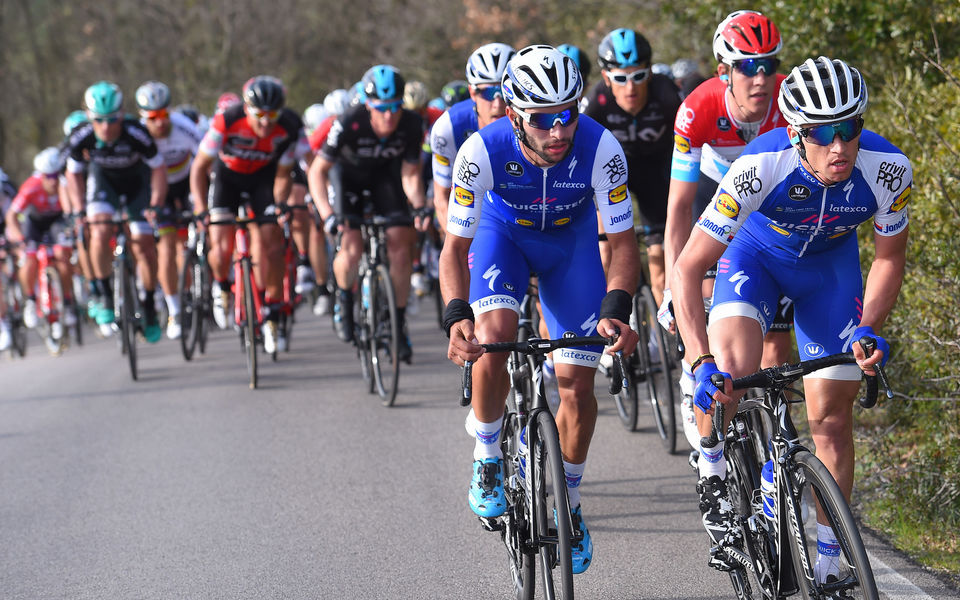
[130, 233, 159, 290]
[333, 229, 362, 290]
[157, 230, 179, 298]
[288, 184, 311, 259]
[256, 222, 284, 300]
[54, 246, 74, 301]
[309, 226, 328, 288]
[472, 308, 517, 423]
[207, 221, 236, 282]
[554, 363, 598, 463]
[17, 252, 38, 296]
[761, 329, 792, 368]
[647, 243, 665, 306]
[386, 225, 415, 309]
[89, 222, 115, 279]
[802, 377, 860, 506]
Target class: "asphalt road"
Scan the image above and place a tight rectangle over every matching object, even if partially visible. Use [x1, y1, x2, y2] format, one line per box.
[1, 305, 955, 599]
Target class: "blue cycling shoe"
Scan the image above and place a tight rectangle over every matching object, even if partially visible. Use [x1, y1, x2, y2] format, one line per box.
[143, 315, 162, 344]
[468, 458, 506, 518]
[570, 505, 593, 574]
[95, 305, 116, 326]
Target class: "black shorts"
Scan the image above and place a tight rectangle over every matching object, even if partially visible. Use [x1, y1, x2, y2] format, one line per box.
[208, 160, 280, 223]
[329, 164, 413, 229]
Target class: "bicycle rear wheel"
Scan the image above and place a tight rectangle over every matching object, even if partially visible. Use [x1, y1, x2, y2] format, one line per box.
[638, 286, 677, 452]
[369, 264, 400, 406]
[353, 277, 374, 393]
[197, 258, 211, 355]
[179, 250, 199, 361]
[241, 259, 258, 389]
[42, 266, 67, 354]
[785, 451, 878, 600]
[4, 277, 27, 357]
[531, 410, 574, 599]
[500, 409, 536, 600]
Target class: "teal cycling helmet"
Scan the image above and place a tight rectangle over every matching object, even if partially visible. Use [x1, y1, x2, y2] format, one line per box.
[597, 28, 652, 70]
[362, 65, 405, 101]
[62, 110, 89, 136]
[84, 80, 124, 116]
[557, 44, 591, 80]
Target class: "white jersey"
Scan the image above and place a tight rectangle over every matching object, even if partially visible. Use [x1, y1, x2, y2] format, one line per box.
[145, 111, 203, 184]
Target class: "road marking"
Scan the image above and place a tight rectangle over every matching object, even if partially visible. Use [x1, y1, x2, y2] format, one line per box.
[870, 552, 935, 599]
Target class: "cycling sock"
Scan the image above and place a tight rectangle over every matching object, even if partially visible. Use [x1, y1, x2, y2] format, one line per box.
[88, 279, 101, 298]
[165, 294, 180, 316]
[100, 278, 114, 308]
[698, 439, 726, 479]
[563, 460, 586, 509]
[472, 415, 504, 461]
[142, 289, 156, 318]
[814, 523, 841, 583]
[396, 306, 406, 330]
[213, 279, 229, 296]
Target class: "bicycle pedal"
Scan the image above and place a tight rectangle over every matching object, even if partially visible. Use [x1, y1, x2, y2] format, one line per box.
[478, 516, 503, 532]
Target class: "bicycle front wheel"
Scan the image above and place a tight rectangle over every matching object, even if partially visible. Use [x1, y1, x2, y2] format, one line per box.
[369, 264, 400, 406]
[42, 266, 67, 354]
[117, 257, 138, 381]
[178, 249, 199, 361]
[638, 286, 676, 453]
[500, 409, 536, 600]
[241, 259, 258, 389]
[531, 410, 574, 599]
[785, 450, 878, 600]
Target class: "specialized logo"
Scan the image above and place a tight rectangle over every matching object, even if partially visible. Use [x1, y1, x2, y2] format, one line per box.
[435, 154, 450, 166]
[715, 193, 740, 219]
[839, 318, 859, 353]
[454, 186, 475, 207]
[603, 154, 627, 184]
[581, 313, 599, 334]
[482, 264, 501, 292]
[505, 161, 524, 177]
[567, 155, 578, 180]
[733, 165, 761, 197]
[675, 106, 695, 132]
[553, 217, 571, 226]
[608, 183, 628, 204]
[729, 271, 749, 296]
[804, 343, 824, 357]
[876, 161, 906, 192]
[674, 134, 691, 153]
[716, 116, 731, 132]
[457, 159, 480, 186]
[890, 184, 911, 212]
[516, 218, 534, 227]
[788, 184, 811, 201]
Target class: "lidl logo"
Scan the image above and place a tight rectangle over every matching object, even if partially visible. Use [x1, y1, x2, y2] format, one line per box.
[609, 183, 628, 204]
[715, 193, 740, 219]
[454, 186, 474, 207]
[674, 134, 691, 154]
[891, 185, 911, 212]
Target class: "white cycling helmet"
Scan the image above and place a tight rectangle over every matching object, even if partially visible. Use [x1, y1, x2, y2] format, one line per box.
[466, 42, 516, 86]
[501, 45, 582, 109]
[135, 81, 171, 111]
[34, 147, 63, 175]
[778, 57, 868, 127]
[323, 88, 351, 116]
[302, 103, 328, 134]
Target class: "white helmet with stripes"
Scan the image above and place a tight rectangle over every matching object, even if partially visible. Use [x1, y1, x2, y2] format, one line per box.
[501, 45, 583, 109]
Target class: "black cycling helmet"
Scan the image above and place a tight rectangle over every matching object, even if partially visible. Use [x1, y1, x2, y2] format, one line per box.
[557, 44, 592, 80]
[597, 28, 652, 71]
[441, 80, 470, 107]
[242, 75, 286, 111]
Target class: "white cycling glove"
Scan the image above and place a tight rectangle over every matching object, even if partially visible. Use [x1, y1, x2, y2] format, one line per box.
[657, 288, 674, 331]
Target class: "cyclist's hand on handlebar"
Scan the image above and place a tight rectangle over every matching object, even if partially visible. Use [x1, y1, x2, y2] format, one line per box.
[412, 207, 431, 233]
[852, 325, 889, 376]
[693, 362, 731, 415]
[656, 288, 675, 332]
[323, 214, 339, 235]
[446, 319, 483, 366]
[597, 318, 637, 355]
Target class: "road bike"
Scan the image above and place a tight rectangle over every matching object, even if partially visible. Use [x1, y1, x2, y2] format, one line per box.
[1, 241, 28, 358]
[461, 334, 623, 600]
[109, 215, 142, 381]
[31, 242, 69, 355]
[701, 338, 887, 599]
[178, 215, 213, 361]
[276, 204, 310, 355]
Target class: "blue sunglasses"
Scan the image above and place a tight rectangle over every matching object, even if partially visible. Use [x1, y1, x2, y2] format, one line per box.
[800, 117, 864, 145]
[369, 100, 402, 113]
[514, 105, 579, 130]
[474, 85, 503, 102]
[732, 57, 780, 77]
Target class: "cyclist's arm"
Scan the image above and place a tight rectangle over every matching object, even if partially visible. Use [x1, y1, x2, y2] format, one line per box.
[439, 231, 482, 364]
[433, 180, 451, 228]
[149, 163, 168, 208]
[306, 154, 334, 222]
[65, 168, 86, 214]
[663, 177, 698, 290]
[672, 228, 727, 362]
[400, 160, 426, 210]
[273, 163, 293, 205]
[598, 227, 641, 354]
[855, 228, 908, 369]
[189, 151, 215, 214]
[4, 207, 22, 242]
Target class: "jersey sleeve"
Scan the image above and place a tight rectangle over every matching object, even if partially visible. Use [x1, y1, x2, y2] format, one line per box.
[279, 129, 310, 168]
[693, 153, 767, 245]
[870, 154, 912, 236]
[592, 129, 634, 234]
[10, 178, 41, 214]
[445, 132, 492, 239]
[430, 112, 456, 187]
[198, 113, 226, 158]
[402, 112, 423, 164]
[320, 116, 345, 162]
[670, 98, 702, 182]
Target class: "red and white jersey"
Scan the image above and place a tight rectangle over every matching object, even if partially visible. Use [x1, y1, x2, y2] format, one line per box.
[199, 104, 308, 175]
[11, 174, 62, 218]
[670, 75, 788, 183]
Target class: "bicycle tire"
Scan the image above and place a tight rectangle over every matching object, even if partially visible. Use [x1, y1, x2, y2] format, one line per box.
[638, 287, 677, 452]
[197, 259, 211, 355]
[68, 274, 84, 347]
[369, 263, 400, 406]
[613, 299, 641, 430]
[353, 276, 374, 393]
[785, 450, 878, 600]
[500, 409, 536, 600]
[241, 258, 258, 389]
[532, 410, 574, 599]
[42, 266, 67, 354]
[118, 257, 138, 381]
[4, 274, 27, 357]
[179, 250, 199, 361]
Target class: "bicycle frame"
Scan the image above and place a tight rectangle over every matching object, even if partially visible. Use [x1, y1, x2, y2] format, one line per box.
[34, 244, 63, 326]
[231, 219, 264, 329]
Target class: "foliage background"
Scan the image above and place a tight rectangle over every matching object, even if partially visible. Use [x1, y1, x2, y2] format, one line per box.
[1, 0, 957, 579]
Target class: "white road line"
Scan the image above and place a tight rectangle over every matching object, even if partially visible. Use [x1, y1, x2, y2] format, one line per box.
[871, 551, 935, 600]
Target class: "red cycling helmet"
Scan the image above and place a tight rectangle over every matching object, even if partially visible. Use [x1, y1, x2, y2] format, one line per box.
[713, 10, 782, 63]
[216, 92, 241, 114]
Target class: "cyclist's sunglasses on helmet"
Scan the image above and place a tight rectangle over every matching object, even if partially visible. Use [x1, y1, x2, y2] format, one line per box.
[799, 117, 864, 146]
[514, 105, 579, 130]
[245, 104, 280, 121]
[369, 99, 403, 113]
[141, 108, 169, 121]
[732, 57, 780, 77]
[473, 85, 503, 102]
[90, 112, 120, 124]
[607, 69, 650, 86]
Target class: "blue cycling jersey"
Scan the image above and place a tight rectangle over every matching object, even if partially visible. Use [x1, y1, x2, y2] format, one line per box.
[446, 115, 633, 367]
[430, 99, 479, 188]
[702, 128, 912, 379]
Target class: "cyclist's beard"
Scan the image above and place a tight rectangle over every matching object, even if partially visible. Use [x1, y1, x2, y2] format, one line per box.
[526, 130, 576, 165]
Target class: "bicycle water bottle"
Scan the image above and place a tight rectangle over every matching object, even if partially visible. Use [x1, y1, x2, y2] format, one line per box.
[518, 426, 528, 480]
[361, 276, 371, 309]
[761, 460, 775, 519]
